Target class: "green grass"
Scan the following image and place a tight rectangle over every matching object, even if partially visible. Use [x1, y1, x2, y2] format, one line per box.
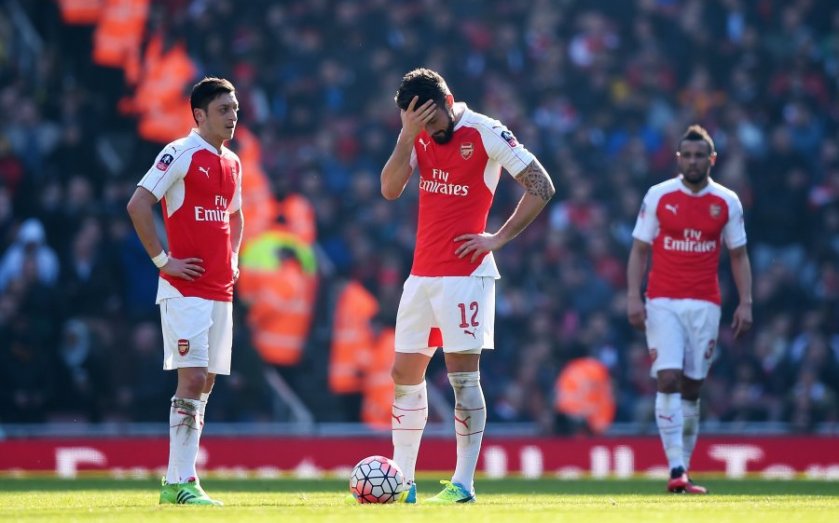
[0, 478, 837, 522]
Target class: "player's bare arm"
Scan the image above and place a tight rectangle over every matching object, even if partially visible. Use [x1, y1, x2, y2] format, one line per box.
[381, 96, 436, 200]
[126, 186, 205, 281]
[229, 209, 244, 283]
[455, 159, 555, 262]
[626, 239, 651, 331]
[728, 245, 753, 339]
[516, 159, 555, 202]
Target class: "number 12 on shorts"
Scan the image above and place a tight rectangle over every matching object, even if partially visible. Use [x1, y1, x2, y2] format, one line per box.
[458, 301, 480, 328]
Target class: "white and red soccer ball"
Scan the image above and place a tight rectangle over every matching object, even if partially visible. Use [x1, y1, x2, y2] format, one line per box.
[349, 455, 406, 504]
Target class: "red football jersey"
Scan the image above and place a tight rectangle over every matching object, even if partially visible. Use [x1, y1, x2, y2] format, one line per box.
[138, 130, 243, 301]
[632, 176, 746, 304]
[408, 103, 536, 277]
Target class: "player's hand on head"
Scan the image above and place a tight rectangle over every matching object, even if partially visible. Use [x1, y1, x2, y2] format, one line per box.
[453, 232, 501, 263]
[400, 96, 436, 140]
[161, 257, 205, 281]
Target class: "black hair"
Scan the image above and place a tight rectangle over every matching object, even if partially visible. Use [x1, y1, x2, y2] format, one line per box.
[190, 77, 236, 123]
[679, 124, 715, 155]
[394, 68, 450, 111]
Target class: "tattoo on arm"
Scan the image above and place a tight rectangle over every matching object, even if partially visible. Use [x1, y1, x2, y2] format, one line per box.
[517, 160, 555, 201]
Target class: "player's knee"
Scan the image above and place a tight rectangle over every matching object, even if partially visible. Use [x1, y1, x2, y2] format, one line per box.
[391, 365, 420, 385]
[656, 370, 681, 393]
[179, 369, 208, 395]
[204, 373, 216, 392]
[681, 378, 703, 400]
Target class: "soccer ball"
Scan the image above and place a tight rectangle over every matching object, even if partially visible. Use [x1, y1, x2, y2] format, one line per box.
[349, 455, 406, 504]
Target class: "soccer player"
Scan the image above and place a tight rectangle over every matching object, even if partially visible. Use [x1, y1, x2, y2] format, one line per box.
[627, 125, 753, 494]
[126, 77, 243, 506]
[381, 68, 555, 503]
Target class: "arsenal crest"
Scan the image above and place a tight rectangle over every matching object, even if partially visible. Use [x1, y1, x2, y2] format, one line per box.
[709, 204, 721, 218]
[460, 142, 473, 160]
[178, 339, 190, 356]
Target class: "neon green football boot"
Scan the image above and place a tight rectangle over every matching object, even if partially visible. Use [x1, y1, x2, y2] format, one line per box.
[159, 477, 223, 506]
[425, 480, 475, 504]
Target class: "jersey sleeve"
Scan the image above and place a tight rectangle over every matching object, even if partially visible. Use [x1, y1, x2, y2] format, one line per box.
[229, 156, 243, 213]
[409, 144, 417, 170]
[138, 143, 190, 200]
[479, 121, 535, 177]
[632, 190, 660, 244]
[722, 194, 747, 249]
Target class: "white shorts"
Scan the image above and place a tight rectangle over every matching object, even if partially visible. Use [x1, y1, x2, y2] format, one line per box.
[645, 298, 720, 380]
[395, 275, 495, 356]
[160, 297, 233, 375]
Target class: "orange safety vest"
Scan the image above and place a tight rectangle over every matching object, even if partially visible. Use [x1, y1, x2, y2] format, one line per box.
[554, 357, 616, 434]
[232, 126, 276, 241]
[130, 35, 196, 110]
[247, 259, 317, 366]
[275, 194, 316, 246]
[137, 97, 195, 144]
[361, 327, 396, 429]
[237, 228, 316, 304]
[328, 280, 379, 394]
[92, 0, 148, 70]
[126, 35, 196, 143]
[58, 0, 103, 24]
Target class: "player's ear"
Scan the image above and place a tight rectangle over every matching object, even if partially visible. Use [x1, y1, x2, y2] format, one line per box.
[445, 93, 454, 110]
[193, 107, 204, 124]
[710, 152, 718, 166]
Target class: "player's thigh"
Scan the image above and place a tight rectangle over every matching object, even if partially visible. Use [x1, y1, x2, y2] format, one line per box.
[207, 300, 233, 376]
[160, 297, 213, 370]
[683, 300, 721, 380]
[395, 276, 437, 356]
[645, 298, 687, 377]
[431, 276, 495, 352]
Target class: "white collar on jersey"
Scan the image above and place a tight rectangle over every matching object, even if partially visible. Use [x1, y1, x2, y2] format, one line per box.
[452, 102, 470, 132]
[189, 129, 226, 156]
[677, 174, 715, 196]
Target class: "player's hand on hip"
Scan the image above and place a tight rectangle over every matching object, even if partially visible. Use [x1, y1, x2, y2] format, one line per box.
[731, 303, 753, 339]
[626, 296, 646, 331]
[400, 96, 436, 140]
[454, 232, 500, 263]
[161, 257, 205, 281]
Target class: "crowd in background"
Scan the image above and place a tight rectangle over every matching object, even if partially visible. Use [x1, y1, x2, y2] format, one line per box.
[1, 0, 838, 433]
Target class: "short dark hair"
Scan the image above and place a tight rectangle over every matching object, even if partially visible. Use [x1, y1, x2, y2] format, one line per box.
[394, 68, 450, 111]
[190, 77, 236, 122]
[679, 124, 715, 154]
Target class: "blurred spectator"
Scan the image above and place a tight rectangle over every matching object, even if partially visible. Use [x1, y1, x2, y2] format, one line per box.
[49, 319, 111, 422]
[0, 218, 59, 292]
[113, 321, 176, 422]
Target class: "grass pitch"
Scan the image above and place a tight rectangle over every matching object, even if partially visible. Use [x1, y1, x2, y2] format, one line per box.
[0, 477, 837, 522]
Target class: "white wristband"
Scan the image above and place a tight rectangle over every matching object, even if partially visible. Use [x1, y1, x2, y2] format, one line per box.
[151, 251, 169, 269]
[231, 252, 239, 268]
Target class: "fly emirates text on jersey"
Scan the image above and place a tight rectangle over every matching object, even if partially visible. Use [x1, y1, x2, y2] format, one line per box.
[419, 168, 470, 196]
[194, 195, 230, 222]
[663, 228, 717, 253]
